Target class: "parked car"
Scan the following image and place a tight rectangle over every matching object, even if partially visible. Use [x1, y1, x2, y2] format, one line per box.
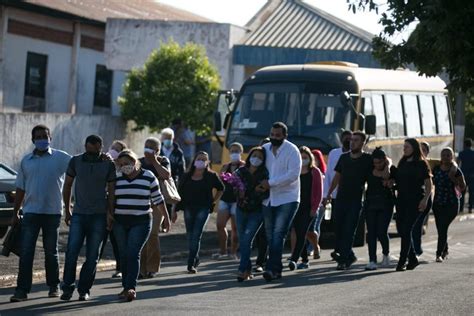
[0, 163, 17, 238]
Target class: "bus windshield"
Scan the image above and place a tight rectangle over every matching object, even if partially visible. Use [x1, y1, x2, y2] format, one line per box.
[227, 82, 353, 152]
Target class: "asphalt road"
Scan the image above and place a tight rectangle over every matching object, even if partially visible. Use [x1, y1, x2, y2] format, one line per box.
[1, 214, 473, 316]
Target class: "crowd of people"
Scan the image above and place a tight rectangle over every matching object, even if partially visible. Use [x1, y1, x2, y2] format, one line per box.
[8, 121, 472, 303]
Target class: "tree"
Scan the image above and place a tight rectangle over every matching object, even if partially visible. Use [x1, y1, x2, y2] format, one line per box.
[348, 0, 474, 91]
[119, 40, 220, 135]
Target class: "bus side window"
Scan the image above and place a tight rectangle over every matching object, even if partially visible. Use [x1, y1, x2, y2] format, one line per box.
[370, 94, 387, 137]
[403, 95, 422, 136]
[385, 94, 405, 137]
[434, 94, 452, 135]
[419, 94, 437, 135]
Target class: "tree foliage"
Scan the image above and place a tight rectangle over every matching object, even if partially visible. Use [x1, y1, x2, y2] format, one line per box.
[348, 0, 474, 91]
[119, 40, 220, 135]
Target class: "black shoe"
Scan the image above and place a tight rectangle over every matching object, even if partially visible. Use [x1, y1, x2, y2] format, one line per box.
[396, 264, 406, 272]
[263, 271, 274, 282]
[60, 291, 73, 301]
[10, 292, 28, 302]
[346, 256, 358, 268]
[187, 266, 197, 274]
[406, 260, 420, 270]
[331, 251, 340, 261]
[78, 293, 90, 301]
[48, 286, 60, 298]
[288, 260, 297, 271]
[336, 263, 347, 270]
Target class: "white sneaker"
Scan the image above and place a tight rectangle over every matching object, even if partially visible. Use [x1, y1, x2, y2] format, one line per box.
[365, 262, 377, 270]
[381, 255, 395, 267]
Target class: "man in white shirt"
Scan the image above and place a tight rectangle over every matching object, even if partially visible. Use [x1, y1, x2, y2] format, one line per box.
[322, 130, 352, 260]
[258, 122, 301, 281]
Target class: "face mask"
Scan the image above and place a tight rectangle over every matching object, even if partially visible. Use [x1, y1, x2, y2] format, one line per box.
[270, 138, 284, 147]
[144, 147, 156, 155]
[194, 160, 207, 169]
[250, 157, 263, 167]
[34, 139, 50, 151]
[163, 139, 173, 148]
[108, 149, 119, 160]
[302, 159, 310, 166]
[121, 164, 135, 175]
[230, 153, 241, 162]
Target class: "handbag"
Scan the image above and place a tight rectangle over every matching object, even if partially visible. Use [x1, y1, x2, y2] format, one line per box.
[2, 219, 22, 257]
[159, 177, 181, 205]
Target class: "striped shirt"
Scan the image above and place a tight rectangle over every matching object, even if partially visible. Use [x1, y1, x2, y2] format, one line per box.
[115, 169, 164, 216]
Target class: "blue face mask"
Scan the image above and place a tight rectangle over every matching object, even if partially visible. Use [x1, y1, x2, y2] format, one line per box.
[34, 139, 50, 151]
[163, 139, 173, 148]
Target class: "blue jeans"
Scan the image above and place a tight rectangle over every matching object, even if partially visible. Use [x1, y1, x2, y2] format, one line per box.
[236, 208, 263, 273]
[113, 216, 152, 290]
[62, 213, 107, 295]
[16, 213, 61, 294]
[335, 199, 362, 264]
[262, 202, 299, 275]
[184, 208, 210, 267]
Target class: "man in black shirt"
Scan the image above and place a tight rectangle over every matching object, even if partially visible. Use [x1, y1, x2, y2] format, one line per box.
[325, 131, 373, 270]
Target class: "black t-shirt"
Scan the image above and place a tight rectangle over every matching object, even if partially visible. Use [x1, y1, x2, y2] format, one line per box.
[366, 165, 397, 199]
[395, 160, 431, 202]
[299, 171, 312, 212]
[177, 171, 225, 210]
[335, 152, 372, 201]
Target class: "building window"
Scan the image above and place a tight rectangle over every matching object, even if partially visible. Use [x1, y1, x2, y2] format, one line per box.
[93, 65, 113, 109]
[402, 94, 421, 137]
[23, 52, 48, 112]
[419, 94, 437, 135]
[385, 94, 405, 137]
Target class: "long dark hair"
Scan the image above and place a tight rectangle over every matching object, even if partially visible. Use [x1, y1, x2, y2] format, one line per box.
[398, 138, 430, 171]
[245, 146, 266, 169]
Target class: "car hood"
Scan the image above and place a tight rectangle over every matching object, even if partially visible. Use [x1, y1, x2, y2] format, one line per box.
[0, 178, 16, 192]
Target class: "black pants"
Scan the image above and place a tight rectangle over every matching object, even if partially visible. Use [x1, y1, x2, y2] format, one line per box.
[365, 207, 393, 263]
[99, 230, 121, 271]
[396, 200, 422, 266]
[433, 202, 459, 257]
[290, 205, 312, 263]
[255, 224, 267, 267]
[460, 174, 474, 212]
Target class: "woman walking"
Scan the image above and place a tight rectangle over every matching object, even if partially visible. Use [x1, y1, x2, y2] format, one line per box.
[234, 147, 269, 281]
[364, 147, 396, 270]
[112, 150, 170, 302]
[395, 139, 432, 271]
[174, 151, 224, 273]
[288, 147, 323, 270]
[432, 147, 466, 262]
[214, 143, 245, 260]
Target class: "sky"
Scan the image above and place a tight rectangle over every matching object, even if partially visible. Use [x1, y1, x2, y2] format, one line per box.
[159, 0, 383, 35]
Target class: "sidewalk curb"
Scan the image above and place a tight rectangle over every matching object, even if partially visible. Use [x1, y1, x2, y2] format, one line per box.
[0, 249, 220, 288]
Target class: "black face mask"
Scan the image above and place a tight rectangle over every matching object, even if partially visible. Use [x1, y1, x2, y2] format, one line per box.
[270, 138, 284, 147]
[343, 140, 351, 150]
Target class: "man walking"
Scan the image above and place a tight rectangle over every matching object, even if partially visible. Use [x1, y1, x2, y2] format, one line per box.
[10, 125, 71, 302]
[325, 131, 373, 270]
[323, 130, 352, 260]
[61, 135, 116, 301]
[458, 138, 474, 213]
[258, 122, 301, 281]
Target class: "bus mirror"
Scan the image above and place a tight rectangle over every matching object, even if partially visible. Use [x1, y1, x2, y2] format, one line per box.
[339, 91, 351, 106]
[223, 113, 230, 129]
[365, 115, 376, 135]
[214, 112, 222, 132]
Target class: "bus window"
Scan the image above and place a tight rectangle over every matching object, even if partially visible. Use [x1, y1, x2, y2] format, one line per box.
[385, 94, 405, 137]
[402, 95, 421, 136]
[364, 94, 387, 137]
[419, 94, 437, 135]
[434, 94, 451, 134]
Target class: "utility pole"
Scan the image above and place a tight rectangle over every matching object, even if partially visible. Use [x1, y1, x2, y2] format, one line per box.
[454, 92, 466, 152]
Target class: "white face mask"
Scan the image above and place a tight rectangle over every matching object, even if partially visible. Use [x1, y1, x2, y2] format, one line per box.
[108, 149, 119, 160]
[302, 158, 310, 166]
[230, 153, 241, 162]
[194, 160, 207, 169]
[144, 147, 156, 155]
[121, 164, 135, 175]
[250, 157, 263, 167]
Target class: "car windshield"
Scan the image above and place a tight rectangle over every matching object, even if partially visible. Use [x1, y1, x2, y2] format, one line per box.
[0, 165, 16, 180]
[227, 82, 353, 152]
